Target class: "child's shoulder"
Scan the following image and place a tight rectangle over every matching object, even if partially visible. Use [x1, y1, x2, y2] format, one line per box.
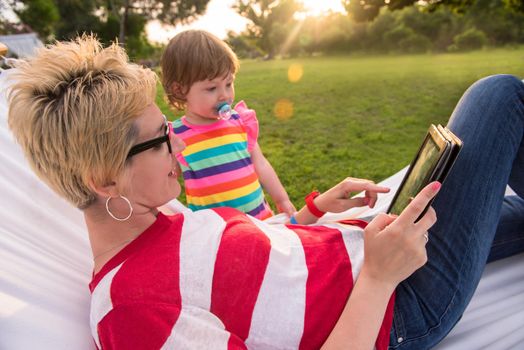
[171, 117, 184, 127]
[171, 117, 190, 135]
[232, 101, 259, 149]
[233, 100, 258, 125]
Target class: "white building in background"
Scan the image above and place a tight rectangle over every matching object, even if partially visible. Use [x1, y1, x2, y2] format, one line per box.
[0, 33, 43, 58]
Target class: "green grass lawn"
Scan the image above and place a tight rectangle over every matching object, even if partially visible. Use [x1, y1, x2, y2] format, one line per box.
[157, 47, 524, 208]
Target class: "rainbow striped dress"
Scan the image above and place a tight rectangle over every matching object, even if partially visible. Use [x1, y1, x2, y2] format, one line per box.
[172, 101, 273, 219]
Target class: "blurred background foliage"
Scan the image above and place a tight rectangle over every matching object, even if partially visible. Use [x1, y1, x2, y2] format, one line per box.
[1, 0, 523, 62]
[1, 0, 210, 60]
[229, 0, 524, 58]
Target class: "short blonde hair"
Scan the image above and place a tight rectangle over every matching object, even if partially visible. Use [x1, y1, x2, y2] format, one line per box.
[161, 30, 239, 110]
[8, 35, 157, 209]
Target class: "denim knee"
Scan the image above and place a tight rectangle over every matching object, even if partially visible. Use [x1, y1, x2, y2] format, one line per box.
[449, 74, 524, 132]
[471, 74, 524, 105]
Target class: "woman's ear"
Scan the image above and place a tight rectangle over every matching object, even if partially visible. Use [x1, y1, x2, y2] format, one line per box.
[88, 178, 119, 199]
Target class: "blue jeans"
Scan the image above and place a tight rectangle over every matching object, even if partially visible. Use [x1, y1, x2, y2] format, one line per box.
[389, 75, 524, 349]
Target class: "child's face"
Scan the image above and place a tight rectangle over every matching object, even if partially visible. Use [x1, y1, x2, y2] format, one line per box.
[184, 73, 235, 123]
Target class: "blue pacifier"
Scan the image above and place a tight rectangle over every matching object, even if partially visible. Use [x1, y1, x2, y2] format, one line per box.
[216, 102, 232, 120]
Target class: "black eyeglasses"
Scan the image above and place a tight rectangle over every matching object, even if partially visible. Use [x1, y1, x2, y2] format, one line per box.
[127, 115, 172, 159]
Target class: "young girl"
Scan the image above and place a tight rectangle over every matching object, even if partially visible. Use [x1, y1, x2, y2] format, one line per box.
[160, 30, 296, 220]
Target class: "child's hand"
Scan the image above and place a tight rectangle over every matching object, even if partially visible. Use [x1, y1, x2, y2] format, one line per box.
[276, 199, 297, 217]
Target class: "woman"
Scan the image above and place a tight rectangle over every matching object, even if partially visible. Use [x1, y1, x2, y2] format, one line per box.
[7, 36, 524, 350]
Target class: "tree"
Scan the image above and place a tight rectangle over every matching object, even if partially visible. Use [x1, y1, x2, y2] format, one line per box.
[5, 0, 210, 47]
[80, 0, 211, 46]
[465, 0, 524, 45]
[343, 0, 476, 22]
[298, 13, 353, 54]
[451, 27, 487, 50]
[397, 6, 459, 50]
[54, 0, 104, 41]
[504, 0, 524, 12]
[345, 0, 524, 22]
[234, 0, 303, 58]
[10, 0, 59, 39]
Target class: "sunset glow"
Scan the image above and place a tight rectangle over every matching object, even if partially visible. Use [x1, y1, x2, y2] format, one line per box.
[300, 0, 346, 16]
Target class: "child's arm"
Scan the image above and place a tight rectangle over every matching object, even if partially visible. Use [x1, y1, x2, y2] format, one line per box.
[250, 144, 296, 216]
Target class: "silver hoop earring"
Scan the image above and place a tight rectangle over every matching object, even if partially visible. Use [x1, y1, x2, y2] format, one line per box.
[105, 195, 133, 222]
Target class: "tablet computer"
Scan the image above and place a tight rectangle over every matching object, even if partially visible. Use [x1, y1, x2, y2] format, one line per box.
[436, 124, 463, 181]
[387, 124, 462, 220]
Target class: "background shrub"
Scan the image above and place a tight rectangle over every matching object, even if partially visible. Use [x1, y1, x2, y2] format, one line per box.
[451, 28, 487, 51]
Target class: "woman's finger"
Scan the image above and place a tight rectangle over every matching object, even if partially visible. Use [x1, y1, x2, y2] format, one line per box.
[343, 197, 369, 209]
[414, 206, 437, 231]
[364, 190, 380, 208]
[360, 182, 390, 194]
[364, 183, 390, 208]
[317, 178, 391, 213]
[396, 182, 441, 226]
[366, 212, 397, 235]
[422, 231, 429, 245]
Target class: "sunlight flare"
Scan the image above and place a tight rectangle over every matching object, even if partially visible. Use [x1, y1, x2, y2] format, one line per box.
[274, 99, 294, 120]
[288, 64, 304, 83]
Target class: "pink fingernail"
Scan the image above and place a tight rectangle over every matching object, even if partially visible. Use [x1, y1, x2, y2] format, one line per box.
[432, 182, 441, 191]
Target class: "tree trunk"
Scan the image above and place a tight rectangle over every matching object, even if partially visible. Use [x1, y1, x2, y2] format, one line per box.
[118, 0, 129, 47]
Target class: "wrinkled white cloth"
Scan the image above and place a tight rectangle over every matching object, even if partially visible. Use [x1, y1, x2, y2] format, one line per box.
[1, 70, 523, 350]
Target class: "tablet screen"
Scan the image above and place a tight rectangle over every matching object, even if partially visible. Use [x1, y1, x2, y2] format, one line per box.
[389, 137, 441, 215]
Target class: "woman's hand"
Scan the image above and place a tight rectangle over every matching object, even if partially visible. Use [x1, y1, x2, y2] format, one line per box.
[290, 177, 390, 225]
[320, 182, 441, 350]
[314, 177, 391, 214]
[360, 181, 441, 289]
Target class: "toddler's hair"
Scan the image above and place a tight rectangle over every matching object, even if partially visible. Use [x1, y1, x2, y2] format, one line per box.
[161, 30, 239, 110]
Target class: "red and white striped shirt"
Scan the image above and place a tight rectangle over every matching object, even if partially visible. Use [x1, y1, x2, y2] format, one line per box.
[89, 208, 394, 349]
